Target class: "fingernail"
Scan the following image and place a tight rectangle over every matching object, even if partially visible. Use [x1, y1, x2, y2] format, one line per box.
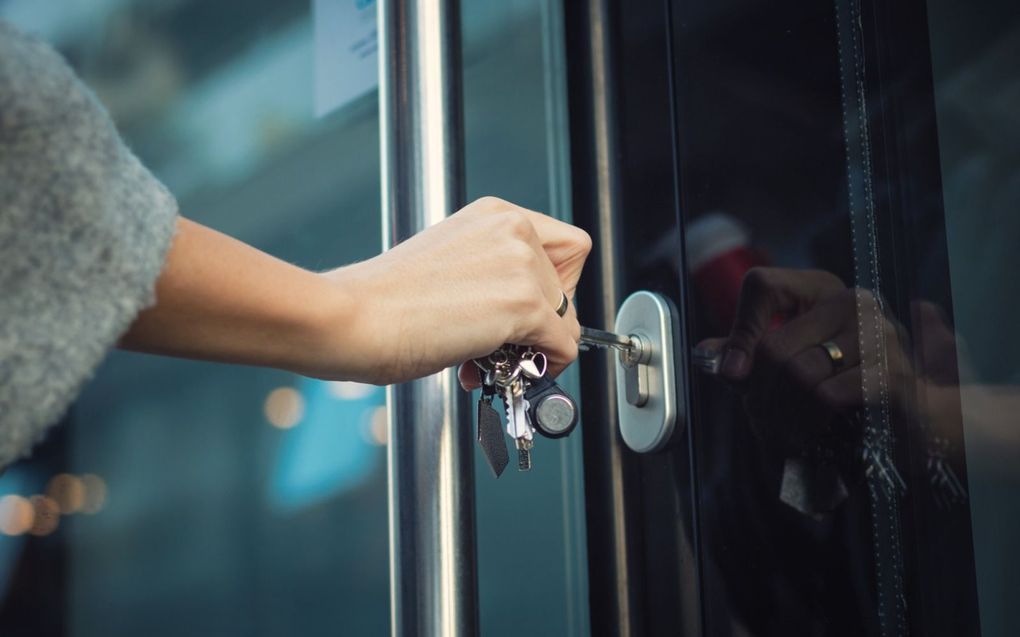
[721, 349, 748, 379]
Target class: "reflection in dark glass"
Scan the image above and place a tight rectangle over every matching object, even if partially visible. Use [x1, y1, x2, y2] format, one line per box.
[664, 0, 1020, 633]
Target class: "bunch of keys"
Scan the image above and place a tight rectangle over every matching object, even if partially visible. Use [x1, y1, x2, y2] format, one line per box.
[474, 325, 670, 477]
[474, 345, 579, 477]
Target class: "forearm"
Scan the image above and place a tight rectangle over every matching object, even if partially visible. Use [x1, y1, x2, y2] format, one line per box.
[119, 218, 360, 378]
[119, 198, 589, 386]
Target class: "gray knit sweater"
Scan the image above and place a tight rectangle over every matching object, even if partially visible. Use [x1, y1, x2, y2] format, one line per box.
[0, 22, 178, 468]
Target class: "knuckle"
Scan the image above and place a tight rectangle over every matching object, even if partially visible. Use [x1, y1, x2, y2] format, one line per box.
[561, 337, 579, 362]
[855, 288, 879, 310]
[506, 239, 538, 267]
[508, 280, 546, 315]
[574, 227, 593, 255]
[741, 266, 772, 295]
[568, 318, 581, 343]
[473, 195, 509, 211]
[505, 210, 536, 240]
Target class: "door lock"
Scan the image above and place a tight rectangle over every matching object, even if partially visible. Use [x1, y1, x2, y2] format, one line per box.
[615, 291, 681, 452]
[620, 333, 652, 407]
[584, 293, 680, 454]
[579, 292, 683, 452]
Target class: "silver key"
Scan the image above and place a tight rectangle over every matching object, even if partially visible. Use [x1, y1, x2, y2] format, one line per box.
[579, 326, 636, 353]
[503, 377, 534, 471]
[583, 324, 725, 376]
[478, 344, 538, 472]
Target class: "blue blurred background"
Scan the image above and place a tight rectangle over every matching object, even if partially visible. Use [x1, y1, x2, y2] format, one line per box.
[0, 1, 588, 635]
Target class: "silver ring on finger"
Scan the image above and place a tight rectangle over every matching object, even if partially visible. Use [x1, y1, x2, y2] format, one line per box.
[555, 291, 570, 317]
[819, 341, 845, 371]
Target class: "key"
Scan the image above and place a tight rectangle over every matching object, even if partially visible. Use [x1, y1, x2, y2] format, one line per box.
[579, 326, 636, 353]
[503, 375, 535, 471]
[584, 324, 726, 377]
[580, 326, 653, 405]
[475, 366, 509, 478]
[476, 344, 537, 472]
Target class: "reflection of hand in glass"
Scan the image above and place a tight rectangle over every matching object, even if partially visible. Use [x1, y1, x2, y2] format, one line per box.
[694, 267, 915, 449]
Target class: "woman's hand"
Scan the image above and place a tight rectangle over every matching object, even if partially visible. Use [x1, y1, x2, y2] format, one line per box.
[695, 267, 915, 447]
[122, 198, 591, 387]
[324, 197, 591, 386]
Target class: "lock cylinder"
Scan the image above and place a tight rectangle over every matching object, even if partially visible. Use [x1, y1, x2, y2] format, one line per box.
[613, 291, 683, 453]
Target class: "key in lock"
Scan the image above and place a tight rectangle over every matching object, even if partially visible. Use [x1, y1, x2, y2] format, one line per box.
[580, 291, 684, 454]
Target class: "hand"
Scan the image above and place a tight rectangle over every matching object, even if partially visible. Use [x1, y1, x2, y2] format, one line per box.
[696, 267, 914, 447]
[326, 197, 591, 386]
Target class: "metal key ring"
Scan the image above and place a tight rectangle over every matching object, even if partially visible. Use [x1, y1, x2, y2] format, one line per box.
[819, 340, 845, 371]
[528, 351, 548, 377]
[555, 291, 570, 317]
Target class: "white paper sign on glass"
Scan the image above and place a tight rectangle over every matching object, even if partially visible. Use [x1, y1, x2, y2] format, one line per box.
[314, 0, 378, 117]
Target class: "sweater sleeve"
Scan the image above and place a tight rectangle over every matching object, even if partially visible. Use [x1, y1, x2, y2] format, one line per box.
[0, 21, 179, 468]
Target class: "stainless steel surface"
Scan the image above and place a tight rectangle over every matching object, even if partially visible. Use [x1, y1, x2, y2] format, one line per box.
[614, 291, 682, 453]
[621, 333, 652, 406]
[619, 333, 651, 368]
[535, 394, 576, 435]
[623, 363, 649, 407]
[580, 326, 635, 352]
[379, 1, 478, 635]
[578, 0, 641, 632]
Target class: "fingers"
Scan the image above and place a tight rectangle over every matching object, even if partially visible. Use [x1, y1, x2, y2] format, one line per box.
[467, 197, 592, 294]
[529, 304, 580, 379]
[511, 212, 577, 320]
[484, 198, 584, 367]
[459, 361, 483, 391]
[457, 304, 578, 392]
[813, 366, 865, 411]
[521, 209, 592, 293]
[750, 291, 856, 384]
[722, 268, 845, 381]
[783, 331, 860, 391]
[450, 197, 587, 390]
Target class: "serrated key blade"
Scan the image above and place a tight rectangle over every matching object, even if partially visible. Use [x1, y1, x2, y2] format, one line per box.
[477, 400, 509, 478]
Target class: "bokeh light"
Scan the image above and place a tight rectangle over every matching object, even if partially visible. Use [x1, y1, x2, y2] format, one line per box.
[264, 387, 305, 429]
[80, 474, 108, 515]
[0, 495, 34, 536]
[28, 495, 60, 536]
[46, 473, 86, 514]
[368, 406, 388, 446]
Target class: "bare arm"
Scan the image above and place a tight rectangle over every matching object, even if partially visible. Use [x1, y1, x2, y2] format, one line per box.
[119, 217, 358, 378]
[120, 197, 591, 385]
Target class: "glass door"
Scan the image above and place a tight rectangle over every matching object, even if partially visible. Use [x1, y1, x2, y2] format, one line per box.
[570, 0, 1020, 635]
[0, 2, 391, 634]
[0, 1, 590, 635]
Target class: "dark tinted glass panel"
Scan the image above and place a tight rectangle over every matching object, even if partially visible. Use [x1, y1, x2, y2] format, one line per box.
[668, 0, 1019, 634]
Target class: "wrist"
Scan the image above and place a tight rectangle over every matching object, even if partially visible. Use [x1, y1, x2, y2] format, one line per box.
[306, 262, 388, 383]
